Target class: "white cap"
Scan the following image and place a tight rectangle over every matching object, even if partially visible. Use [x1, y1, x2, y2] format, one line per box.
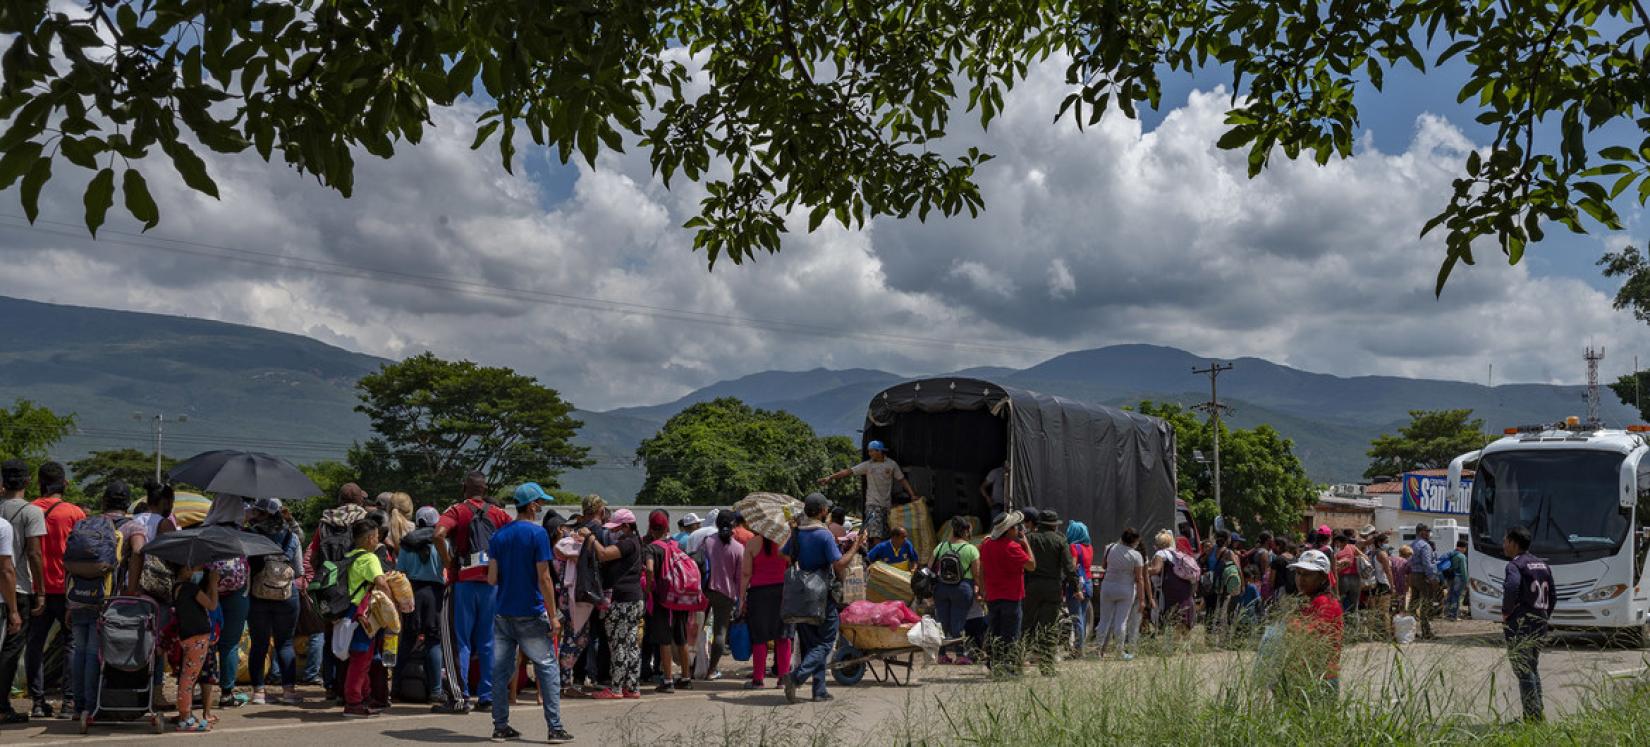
[1289, 549, 1332, 575]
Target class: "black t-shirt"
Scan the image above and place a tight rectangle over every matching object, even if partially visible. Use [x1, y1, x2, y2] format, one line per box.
[1270, 553, 1296, 595]
[175, 580, 211, 638]
[603, 533, 644, 603]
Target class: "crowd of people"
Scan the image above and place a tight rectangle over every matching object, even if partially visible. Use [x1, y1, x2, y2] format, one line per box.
[0, 443, 1557, 739]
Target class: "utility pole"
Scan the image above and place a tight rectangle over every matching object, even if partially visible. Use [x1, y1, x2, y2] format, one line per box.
[1585, 347, 1606, 425]
[1192, 361, 1234, 518]
[131, 412, 187, 482]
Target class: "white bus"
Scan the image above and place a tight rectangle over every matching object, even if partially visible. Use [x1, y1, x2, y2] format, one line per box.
[1451, 421, 1650, 645]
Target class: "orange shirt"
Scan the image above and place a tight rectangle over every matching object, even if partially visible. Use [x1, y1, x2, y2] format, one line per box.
[33, 496, 86, 594]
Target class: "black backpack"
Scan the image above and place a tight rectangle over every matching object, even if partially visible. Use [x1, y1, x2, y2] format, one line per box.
[934, 543, 966, 586]
[315, 519, 355, 567]
[393, 640, 432, 703]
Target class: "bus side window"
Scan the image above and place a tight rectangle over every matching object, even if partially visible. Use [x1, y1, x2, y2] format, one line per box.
[1637, 461, 1650, 583]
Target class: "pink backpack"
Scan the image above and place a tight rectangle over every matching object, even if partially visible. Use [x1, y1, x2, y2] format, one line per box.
[652, 539, 708, 612]
[1170, 550, 1202, 582]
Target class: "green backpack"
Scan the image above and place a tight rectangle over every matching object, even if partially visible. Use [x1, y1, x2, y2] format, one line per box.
[311, 549, 368, 621]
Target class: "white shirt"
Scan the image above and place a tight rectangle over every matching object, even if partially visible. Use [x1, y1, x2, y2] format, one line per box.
[851, 458, 905, 510]
[0, 518, 13, 562]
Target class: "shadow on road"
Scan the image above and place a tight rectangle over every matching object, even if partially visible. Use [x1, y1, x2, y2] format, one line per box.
[380, 726, 483, 743]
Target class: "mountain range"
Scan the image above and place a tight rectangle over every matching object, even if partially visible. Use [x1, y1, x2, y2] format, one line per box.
[2, 294, 1634, 501]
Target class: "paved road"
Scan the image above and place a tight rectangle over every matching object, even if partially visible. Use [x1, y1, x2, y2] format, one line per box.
[10, 620, 1648, 746]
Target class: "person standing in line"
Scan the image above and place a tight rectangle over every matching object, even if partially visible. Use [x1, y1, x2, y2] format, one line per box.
[1147, 531, 1196, 634]
[1064, 521, 1094, 657]
[127, 480, 175, 709]
[1094, 528, 1146, 660]
[486, 484, 573, 743]
[1443, 538, 1469, 621]
[0, 460, 44, 724]
[931, 516, 982, 665]
[570, 495, 612, 694]
[979, 511, 1035, 676]
[304, 484, 370, 700]
[584, 509, 645, 700]
[245, 498, 305, 706]
[27, 461, 85, 718]
[0, 506, 16, 682]
[1281, 549, 1343, 701]
[1331, 532, 1362, 617]
[1407, 523, 1442, 640]
[1363, 529, 1395, 640]
[699, 512, 744, 679]
[782, 493, 863, 704]
[672, 514, 702, 549]
[66, 481, 138, 723]
[1022, 510, 1075, 675]
[1391, 544, 1412, 611]
[397, 506, 448, 704]
[172, 563, 219, 732]
[738, 520, 791, 690]
[342, 520, 391, 718]
[1501, 526, 1554, 722]
[208, 544, 251, 708]
[432, 472, 513, 711]
[816, 440, 922, 544]
[642, 510, 692, 693]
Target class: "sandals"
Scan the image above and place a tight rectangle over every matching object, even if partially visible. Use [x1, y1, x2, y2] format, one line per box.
[176, 716, 209, 732]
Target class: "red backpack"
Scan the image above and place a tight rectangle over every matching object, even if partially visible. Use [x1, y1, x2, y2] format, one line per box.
[651, 539, 708, 612]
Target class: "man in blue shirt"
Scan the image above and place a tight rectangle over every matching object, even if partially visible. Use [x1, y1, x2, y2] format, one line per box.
[486, 484, 571, 744]
[1406, 523, 1442, 640]
[781, 493, 865, 704]
[1501, 526, 1554, 722]
[865, 526, 918, 570]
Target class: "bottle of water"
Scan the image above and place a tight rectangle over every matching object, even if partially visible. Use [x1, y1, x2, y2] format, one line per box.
[383, 630, 399, 667]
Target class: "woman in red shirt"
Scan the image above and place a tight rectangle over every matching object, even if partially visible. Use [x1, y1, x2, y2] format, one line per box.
[979, 511, 1035, 676]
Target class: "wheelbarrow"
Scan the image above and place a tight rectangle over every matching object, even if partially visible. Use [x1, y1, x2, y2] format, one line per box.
[829, 623, 959, 687]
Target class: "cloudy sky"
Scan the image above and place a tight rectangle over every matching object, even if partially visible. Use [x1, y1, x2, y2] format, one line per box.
[1, 51, 1644, 411]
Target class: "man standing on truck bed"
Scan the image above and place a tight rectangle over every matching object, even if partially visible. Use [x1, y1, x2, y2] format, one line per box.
[817, 440, 922, 544]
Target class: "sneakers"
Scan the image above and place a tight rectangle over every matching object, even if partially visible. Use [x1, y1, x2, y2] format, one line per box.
[707, 670, 724, 681]
[280, 689, 304, 706]
[31, 701, 53, 719]
[430, 700, 471, 714]
[622, 690, 640, 700]
[490, 725, 521, 742]
[674, 678, 694, 690]
[655, 682, 675, 694]
[812, 693, 834, 702]
[251, 690, 267, 705]
[341, 706, 373, 719]
[1121, 653, 1136, 662]
[783, 676, 799, 705]
[589, 689, 624, 701]
[475, 699, 493, 711]
[743, 680, 764, 690]
[547, 729, 575, 744]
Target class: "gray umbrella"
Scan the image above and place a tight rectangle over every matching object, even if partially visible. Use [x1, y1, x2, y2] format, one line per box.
[168, 450, 321, 500]
[141, 525, 284, 567]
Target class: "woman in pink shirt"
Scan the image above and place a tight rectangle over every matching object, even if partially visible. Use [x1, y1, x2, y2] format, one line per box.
[738, 534, 790, 689]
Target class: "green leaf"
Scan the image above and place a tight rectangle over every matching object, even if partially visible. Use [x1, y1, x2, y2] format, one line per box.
[0, 141, 42, 189]
[59, 136, 100, 170]
[807, 203, 828, 231]
[123, 169, 159, 230]
[1216, 126, 1253, 150]
[1600, 145, 1639, 162]
[162, 142, 219, 198]
[470, 121, 500, 150]
[20, 156, 51, 223]
[83, 168, 114, 237]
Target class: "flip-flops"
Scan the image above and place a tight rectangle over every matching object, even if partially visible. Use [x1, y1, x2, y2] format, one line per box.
[176, 716, 209, 732]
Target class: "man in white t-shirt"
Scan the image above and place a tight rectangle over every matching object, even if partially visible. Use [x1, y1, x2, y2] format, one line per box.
[818, 441, 922, 542]
[980, 464, 1007, 514]
[0, 459, 45, 723]
[0, 517, 18, 642]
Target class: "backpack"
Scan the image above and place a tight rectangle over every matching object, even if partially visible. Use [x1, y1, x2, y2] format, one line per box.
[1170, 550, 1202, 583]
[934, 543, 966, 585]
[65, 515, 128, 608]
[652, 539, 707, 612]
[312, 549, 369, 621]
[250, 533, 297, 601]
[316, 508, 359, 567]
[1355, 548, 1377, 586]
[140, 554, 177, 604]
[458, 501, 499, 568]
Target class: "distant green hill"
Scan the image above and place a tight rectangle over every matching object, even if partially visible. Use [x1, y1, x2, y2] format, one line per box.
[3, 295, 1629, 501]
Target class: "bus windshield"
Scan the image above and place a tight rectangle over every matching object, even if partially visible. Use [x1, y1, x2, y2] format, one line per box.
[1469, 450, 1628, 564]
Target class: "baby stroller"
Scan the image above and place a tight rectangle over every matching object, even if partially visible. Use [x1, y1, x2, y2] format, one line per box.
[81, 595, 165, 734]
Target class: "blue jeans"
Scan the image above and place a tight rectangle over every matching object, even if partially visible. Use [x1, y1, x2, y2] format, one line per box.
[303, 632, 324, 682]
[69, 612, 98, 715]
[491, 614, 562, 732]
[453, 581, 496, 701]
[1446, 576, 1466, 620]
[790, 604, 838, 699]
[215, 587, 250, 695]
[1067, 580, 1092, 653]
[932, 581, 973, 657]
[986, 600, 1022, 674]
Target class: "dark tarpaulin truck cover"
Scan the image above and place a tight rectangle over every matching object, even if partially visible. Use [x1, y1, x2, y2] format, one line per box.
[864, 378, 1178, 546]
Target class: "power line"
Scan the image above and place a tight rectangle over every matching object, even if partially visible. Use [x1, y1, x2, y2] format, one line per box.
[0, 215, 1071, 359]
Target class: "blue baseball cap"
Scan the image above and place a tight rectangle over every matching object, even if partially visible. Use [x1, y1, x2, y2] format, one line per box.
[512, 482, 551, 507]
[867, 440, 887, 452]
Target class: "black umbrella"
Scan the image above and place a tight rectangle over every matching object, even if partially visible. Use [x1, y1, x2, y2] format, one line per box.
[141, 525, 284, 568]
[168, 450, 321, 500]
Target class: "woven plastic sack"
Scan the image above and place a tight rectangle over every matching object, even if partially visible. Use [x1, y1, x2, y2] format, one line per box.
[384, 570, 415, 613]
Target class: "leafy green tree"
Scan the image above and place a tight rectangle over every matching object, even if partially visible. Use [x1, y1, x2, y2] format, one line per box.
[68, 448, 176, 499]
[817, 435, 862, 506]
[292, 459, 358, 531]
[1609, 369, 1650, 423]
[0, 399, 75, 465]
[1134, 401, 1315, 535]
[353, 352, 591, 505]
[1364, 409, 1486, 480]
[636, 397, 843, 506]
[6, 2, 1648, 283]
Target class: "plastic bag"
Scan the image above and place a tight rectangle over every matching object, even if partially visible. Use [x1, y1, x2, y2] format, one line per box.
[907, 616, 945, 658]
[331, 617, 357, 661]
[384, 571, 415, 613]
[693, 616, 711, 679]
[728, 620, 752, 662]
[842, 600, 922, 628]
[1393, 614, 1417, 644]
